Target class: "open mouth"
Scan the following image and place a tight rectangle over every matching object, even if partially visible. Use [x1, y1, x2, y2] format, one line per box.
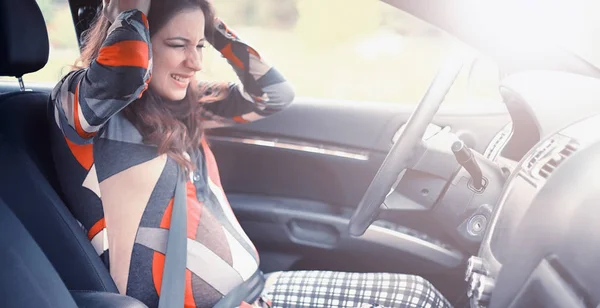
[170, 74, 190, 87]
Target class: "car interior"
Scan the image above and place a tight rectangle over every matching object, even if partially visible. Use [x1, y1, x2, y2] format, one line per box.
[2, 0, 600, 307]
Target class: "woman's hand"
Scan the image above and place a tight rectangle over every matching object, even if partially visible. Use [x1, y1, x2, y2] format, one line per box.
[103, 0, 151, 23]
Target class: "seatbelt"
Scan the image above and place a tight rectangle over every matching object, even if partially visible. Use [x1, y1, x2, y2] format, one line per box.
[213, 269, 266, 308]
[158, 169, 187, 308]
[157, 167, 265, 307]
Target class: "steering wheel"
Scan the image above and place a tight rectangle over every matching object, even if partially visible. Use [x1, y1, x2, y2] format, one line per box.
[348, 59, 464, 236]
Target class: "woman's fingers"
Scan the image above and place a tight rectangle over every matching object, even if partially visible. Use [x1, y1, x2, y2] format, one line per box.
[119, 0, 151, 16]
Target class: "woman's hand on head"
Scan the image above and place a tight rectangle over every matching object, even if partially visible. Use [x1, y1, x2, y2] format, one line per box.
[103, 0, 151, 23]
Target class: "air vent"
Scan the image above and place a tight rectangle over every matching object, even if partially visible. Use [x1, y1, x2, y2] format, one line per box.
[484, 131, 507, 158]
[537, 141, 578, 179]
[484, 123, 513, 159]
[525, 138, 556, 171]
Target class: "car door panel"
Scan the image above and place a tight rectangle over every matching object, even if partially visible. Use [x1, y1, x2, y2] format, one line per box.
[208, 97, 509, 209]
[228, 193, 465, 269]
[208, 97, 509, 274]
[208, 98, 510, 153]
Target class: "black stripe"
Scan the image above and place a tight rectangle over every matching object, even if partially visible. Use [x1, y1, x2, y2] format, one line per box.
[99, 249, 110, 271]
[94, 139, 160, 182]
[202, 86, 257, 118]
[82, 63, 147, 102]
[101, 30, 146, 48]
[241, 70, 263, 97]
[125, 244, 160, 308]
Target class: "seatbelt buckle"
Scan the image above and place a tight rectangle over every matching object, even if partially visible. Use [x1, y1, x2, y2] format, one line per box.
[238, 302, 254, 308]
[257, 293, 272, 308]
[238, 296, 271, 308]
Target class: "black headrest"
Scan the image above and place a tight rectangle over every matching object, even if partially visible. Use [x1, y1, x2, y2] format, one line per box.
[0, 0, 49, 77]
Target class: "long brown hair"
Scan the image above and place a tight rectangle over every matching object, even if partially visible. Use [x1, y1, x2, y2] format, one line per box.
[78, 0, 215, 171]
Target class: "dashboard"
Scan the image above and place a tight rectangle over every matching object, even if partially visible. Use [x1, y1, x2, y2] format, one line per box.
[483, 122, 513, 161]
[465, 71, 600, 308]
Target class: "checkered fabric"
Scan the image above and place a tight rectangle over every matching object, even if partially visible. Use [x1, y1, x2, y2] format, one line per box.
[263, 271, 452, 308]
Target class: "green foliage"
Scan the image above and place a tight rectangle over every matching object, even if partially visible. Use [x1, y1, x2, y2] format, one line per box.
[295, 0, 380, 47]
[46, 4, 78, 49]
[214, 0, 298, 28]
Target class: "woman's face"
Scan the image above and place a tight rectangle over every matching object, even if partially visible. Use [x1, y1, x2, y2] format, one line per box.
[150, 8, 206, 101]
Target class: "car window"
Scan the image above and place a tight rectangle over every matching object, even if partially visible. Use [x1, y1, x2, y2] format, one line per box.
[202, 0, 502, 104]
[0, 0, 80, 86]
[4, 0, 501, 104]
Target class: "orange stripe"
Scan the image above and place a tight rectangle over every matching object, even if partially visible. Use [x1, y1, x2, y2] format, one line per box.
[162, 182, 202, 237]
[184, 270, 196, 308]
[251, 94, 265, 103]
[232, 115, 249, 124]
[160, 182, 203, 235]
[186, 181, 202, 239]
[152, 251, 165, 295]
[138, 73, 151, 98]
[220, 43, 244, 70]
[73, 84, 96, 139]
[159, 199, 174, 229]
[97, 40, 149, 69]
[156, 195, 198, 307]
[87, 218, 106, 240]
[64, 136, 94, 170]
[152, 255, 196, 307]
[140, 13, 149, 29]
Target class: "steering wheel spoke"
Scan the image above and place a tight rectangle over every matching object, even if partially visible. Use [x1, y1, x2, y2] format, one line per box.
[349, 57, 465, 237]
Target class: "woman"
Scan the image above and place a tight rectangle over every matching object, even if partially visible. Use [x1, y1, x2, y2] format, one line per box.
[49, 0, 451, 307]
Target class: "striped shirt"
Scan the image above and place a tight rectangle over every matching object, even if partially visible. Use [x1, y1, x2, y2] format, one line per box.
[49, 9, 294, 308]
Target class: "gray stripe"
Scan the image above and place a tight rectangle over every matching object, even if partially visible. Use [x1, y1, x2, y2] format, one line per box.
[83, 97, 130, 125]
[135, 227, 243, 294]
[130, 19, 149, 42]
[136, 227, 168, 254]
[187, 240, 243, 294]
[262, 81, 295, 108]
[100, 113, 144, 144]
[55, 105, 94, 144]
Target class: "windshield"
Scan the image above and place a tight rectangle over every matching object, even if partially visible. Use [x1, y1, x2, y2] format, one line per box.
[465, 0, 600, 71]
[201, 0, 501, 104]
[550, 0, 600, 69]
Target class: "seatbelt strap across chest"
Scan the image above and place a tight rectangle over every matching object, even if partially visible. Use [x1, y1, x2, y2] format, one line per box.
[158, 169, 187, 308]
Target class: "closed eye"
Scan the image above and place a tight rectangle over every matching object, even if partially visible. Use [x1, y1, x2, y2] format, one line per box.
[166, 36, 191, 48]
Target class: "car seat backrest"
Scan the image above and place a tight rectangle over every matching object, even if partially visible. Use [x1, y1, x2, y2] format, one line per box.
[0, 0, 118, 293]
[0, 196, 79, 308]
[0, 132, 118, 292]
